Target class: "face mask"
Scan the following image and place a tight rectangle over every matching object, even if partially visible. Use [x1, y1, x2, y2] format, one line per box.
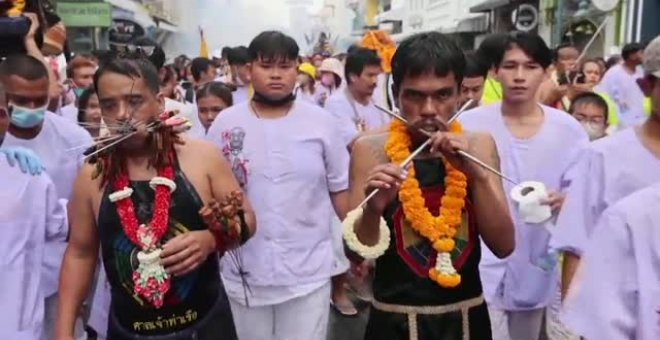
[10, 103, 47, 128]
[321, 73, 335, 87]
[74, 88, 85, 98]
[581, 122, 606, 140]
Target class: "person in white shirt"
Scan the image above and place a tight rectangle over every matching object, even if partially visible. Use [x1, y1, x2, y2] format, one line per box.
[227, 46, 252, 104]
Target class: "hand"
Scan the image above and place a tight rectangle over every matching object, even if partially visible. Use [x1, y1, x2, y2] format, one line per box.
[1, 147, 45, 175]
[566, 83, 593, 100]
[160, 231, 216, 277]
[23, 12, 40, 40]
[542, 191, 566, 213]
[364, 163, 407, 213]
[429, 132, 487, 180]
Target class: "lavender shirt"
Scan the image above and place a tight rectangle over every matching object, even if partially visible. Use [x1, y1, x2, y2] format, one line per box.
[551, 128, 660, 256]
[324, 89, 391, 146]
[0, 159, 67, 339]
[206, 100, 349, 305]
[561, 182, 660, 340]
[596, 64, 646, 127]
[3, 112, 92, 297]
[460, 103, 589, 311]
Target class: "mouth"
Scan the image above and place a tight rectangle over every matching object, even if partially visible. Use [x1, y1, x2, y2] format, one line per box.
[268, 83, 285, 90]
[510, 86, 528, 93]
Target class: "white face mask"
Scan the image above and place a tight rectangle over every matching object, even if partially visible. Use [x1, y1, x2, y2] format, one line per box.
[581, 122, 606, 140]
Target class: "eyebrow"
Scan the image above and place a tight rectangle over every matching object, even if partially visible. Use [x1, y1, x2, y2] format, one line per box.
[403, 87, 455, 96]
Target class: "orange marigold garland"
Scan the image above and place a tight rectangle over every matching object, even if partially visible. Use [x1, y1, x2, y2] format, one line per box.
[385, 119, 468, 288]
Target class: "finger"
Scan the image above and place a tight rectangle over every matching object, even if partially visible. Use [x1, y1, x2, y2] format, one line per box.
[429, 133, 446, 153]
[3, 151, 16, 167]
[366, 180, 397, 191]
[368, 172, 401, 187]
[160, 234, 190, 257]
[16, 154, 29, 174]
[372, 164, 406, 180]
[169, 255, 203, 277]
[161, 246, 193, 267]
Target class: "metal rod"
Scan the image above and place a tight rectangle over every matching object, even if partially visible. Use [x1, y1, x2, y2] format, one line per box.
[358, 100, 476, 208]
[375, 102, 519, 186]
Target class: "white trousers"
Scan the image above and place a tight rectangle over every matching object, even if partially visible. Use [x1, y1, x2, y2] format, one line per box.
[488, 306, 546, 340]
[44, 294, 86, 340]
[229, 281, 331, 340]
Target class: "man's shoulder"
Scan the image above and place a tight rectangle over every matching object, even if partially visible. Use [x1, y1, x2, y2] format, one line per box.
[46, 111, 93, 144]
[0, 157, 53, 192]
[352, 132, 390, 163]
[459, 104, 501, 125]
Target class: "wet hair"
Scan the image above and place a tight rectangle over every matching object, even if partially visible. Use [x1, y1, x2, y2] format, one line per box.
[553, 43, 578, 62]
[0, 54, 49, 81]
[93, 57, 161, 95]
[195, 81, 233, 107]
[191, 57, 214, 82]
[621, 42, 645, 61]
[228, 46, 251, 65]
[66, 55, 97, 79]
[391, 32, 466, 93]
[464, 51, 488, 79]
[345, 47, 381, 85]
[495, 32, 553, 69]
[569, 92, 609, 120]
[77, 86, 97, 123]
[248, 31, 299, 63]
[476, 33, 508, 70]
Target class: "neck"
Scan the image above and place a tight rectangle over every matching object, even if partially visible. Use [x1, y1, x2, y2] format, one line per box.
[8, 124, 42, 140]
[641, 115, 660, 139]
[501, 99, 539, 118]
[349, 86, 370, 105]
[251, 99, 294, 119]
[623, 61, 637, 73]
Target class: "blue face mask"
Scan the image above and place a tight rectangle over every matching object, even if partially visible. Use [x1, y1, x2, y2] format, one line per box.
[74, 88, 85, 98]
[10, 103, 47, 128]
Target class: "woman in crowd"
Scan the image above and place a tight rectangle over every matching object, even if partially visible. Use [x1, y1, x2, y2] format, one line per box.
[160, 64, 184, 102]
[296, 62, 317, 104]
[76, 87, 102, 138]
[316, 57, 343, 106]
[196, 81, 233, 134]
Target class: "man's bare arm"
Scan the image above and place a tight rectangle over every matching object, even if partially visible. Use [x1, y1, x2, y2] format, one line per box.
[348, 133, 389, 210]
[561, 252, 580, 300]
[331, 191, 350, 221]
[468, 133, 515, 258]
[56, 166, 100, 339]
[203, 141, 256, 239]
[350, 135, 390, 246]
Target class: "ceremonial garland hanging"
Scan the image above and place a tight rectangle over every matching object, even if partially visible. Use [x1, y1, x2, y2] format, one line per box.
[361, 30, 396, 73]
[385, 119, 468, 288]
[109, 158, 177, 308]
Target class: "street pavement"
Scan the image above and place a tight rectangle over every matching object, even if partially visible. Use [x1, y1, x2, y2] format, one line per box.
[327, 297, 370, 340]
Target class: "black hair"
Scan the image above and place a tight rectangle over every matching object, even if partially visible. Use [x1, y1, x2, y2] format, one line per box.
[228, 46, 251, 65]
[495, 32, 553, 69]
[191, 57, 214, 82]
[553, 43, 578, 62]
[464, 51, 488, 79]
[248, 31, 299, 63]
[130, 37, 166, 70]
[0, 54, 49, 81]
[93, 58, 161, 95]
[221, 47, 232, 60]
[569, 92, 609, 120]
[345, 47, 381, 84]
[77, 87, 97, 123]
[391, 32, 466, 93]
[622, 42, 645, 61]
[346, 44, 360, 54]
[195, 81, 234, 107]
[605, 55, 622, 70]
[476, 33, 508, 70]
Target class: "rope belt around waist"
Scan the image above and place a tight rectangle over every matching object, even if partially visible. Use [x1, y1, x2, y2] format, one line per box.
[371, 295, 485, 340]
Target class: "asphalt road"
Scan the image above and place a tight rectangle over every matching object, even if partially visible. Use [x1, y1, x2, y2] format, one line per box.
[327, 298, 370, 340]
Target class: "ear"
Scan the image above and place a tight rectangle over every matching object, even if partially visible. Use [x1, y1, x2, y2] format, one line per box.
[156, 92, 165, 112]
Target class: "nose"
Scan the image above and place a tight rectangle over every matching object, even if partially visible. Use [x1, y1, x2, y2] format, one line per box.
[514, 66, 525, 82]
[420, 96, 436, 118]
[115, 102, 131, 121]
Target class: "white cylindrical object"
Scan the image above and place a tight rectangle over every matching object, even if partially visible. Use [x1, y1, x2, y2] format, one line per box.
[510, 181, 553, 224]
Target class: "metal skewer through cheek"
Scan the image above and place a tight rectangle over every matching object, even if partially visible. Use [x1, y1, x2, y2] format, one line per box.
[357, 100, 475, 208]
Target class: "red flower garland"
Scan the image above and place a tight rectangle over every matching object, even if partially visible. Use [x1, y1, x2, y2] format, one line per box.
[113, 162, 176, 308]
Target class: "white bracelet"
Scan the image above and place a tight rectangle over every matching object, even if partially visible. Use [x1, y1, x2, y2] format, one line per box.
[149, 177, 177, 193]
[342, 207, 391, 260]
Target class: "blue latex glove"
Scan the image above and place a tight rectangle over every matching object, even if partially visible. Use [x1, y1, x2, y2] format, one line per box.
[1, 146, 46, 175]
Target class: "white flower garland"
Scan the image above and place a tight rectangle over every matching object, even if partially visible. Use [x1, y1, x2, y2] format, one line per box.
[109, 187, 134, 203]
[435, 252, 458, 276]
[342, 207, 391, 260]
[149, 177, 177, 193]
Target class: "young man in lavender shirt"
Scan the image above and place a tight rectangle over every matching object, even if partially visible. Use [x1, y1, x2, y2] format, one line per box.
[206, 31, 350, 340]
[459, 32, 589, 340]
[560, 181, 660, 340]
[553, 35, 660, 300]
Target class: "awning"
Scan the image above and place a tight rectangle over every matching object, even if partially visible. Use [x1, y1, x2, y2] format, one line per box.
[456, 14, 488, 33]
[470, 0, 510, 13]
[106, 0, 156, 27]
[378, 7, 405, 22]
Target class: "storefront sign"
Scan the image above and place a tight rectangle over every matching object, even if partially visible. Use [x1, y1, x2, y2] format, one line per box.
[109, 18, 146, 44]
[511, 4, 539, 32]
[56, 2, 112, 27]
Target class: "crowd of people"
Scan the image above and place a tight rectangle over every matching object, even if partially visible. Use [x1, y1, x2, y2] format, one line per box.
[1, 10, 660, 340]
